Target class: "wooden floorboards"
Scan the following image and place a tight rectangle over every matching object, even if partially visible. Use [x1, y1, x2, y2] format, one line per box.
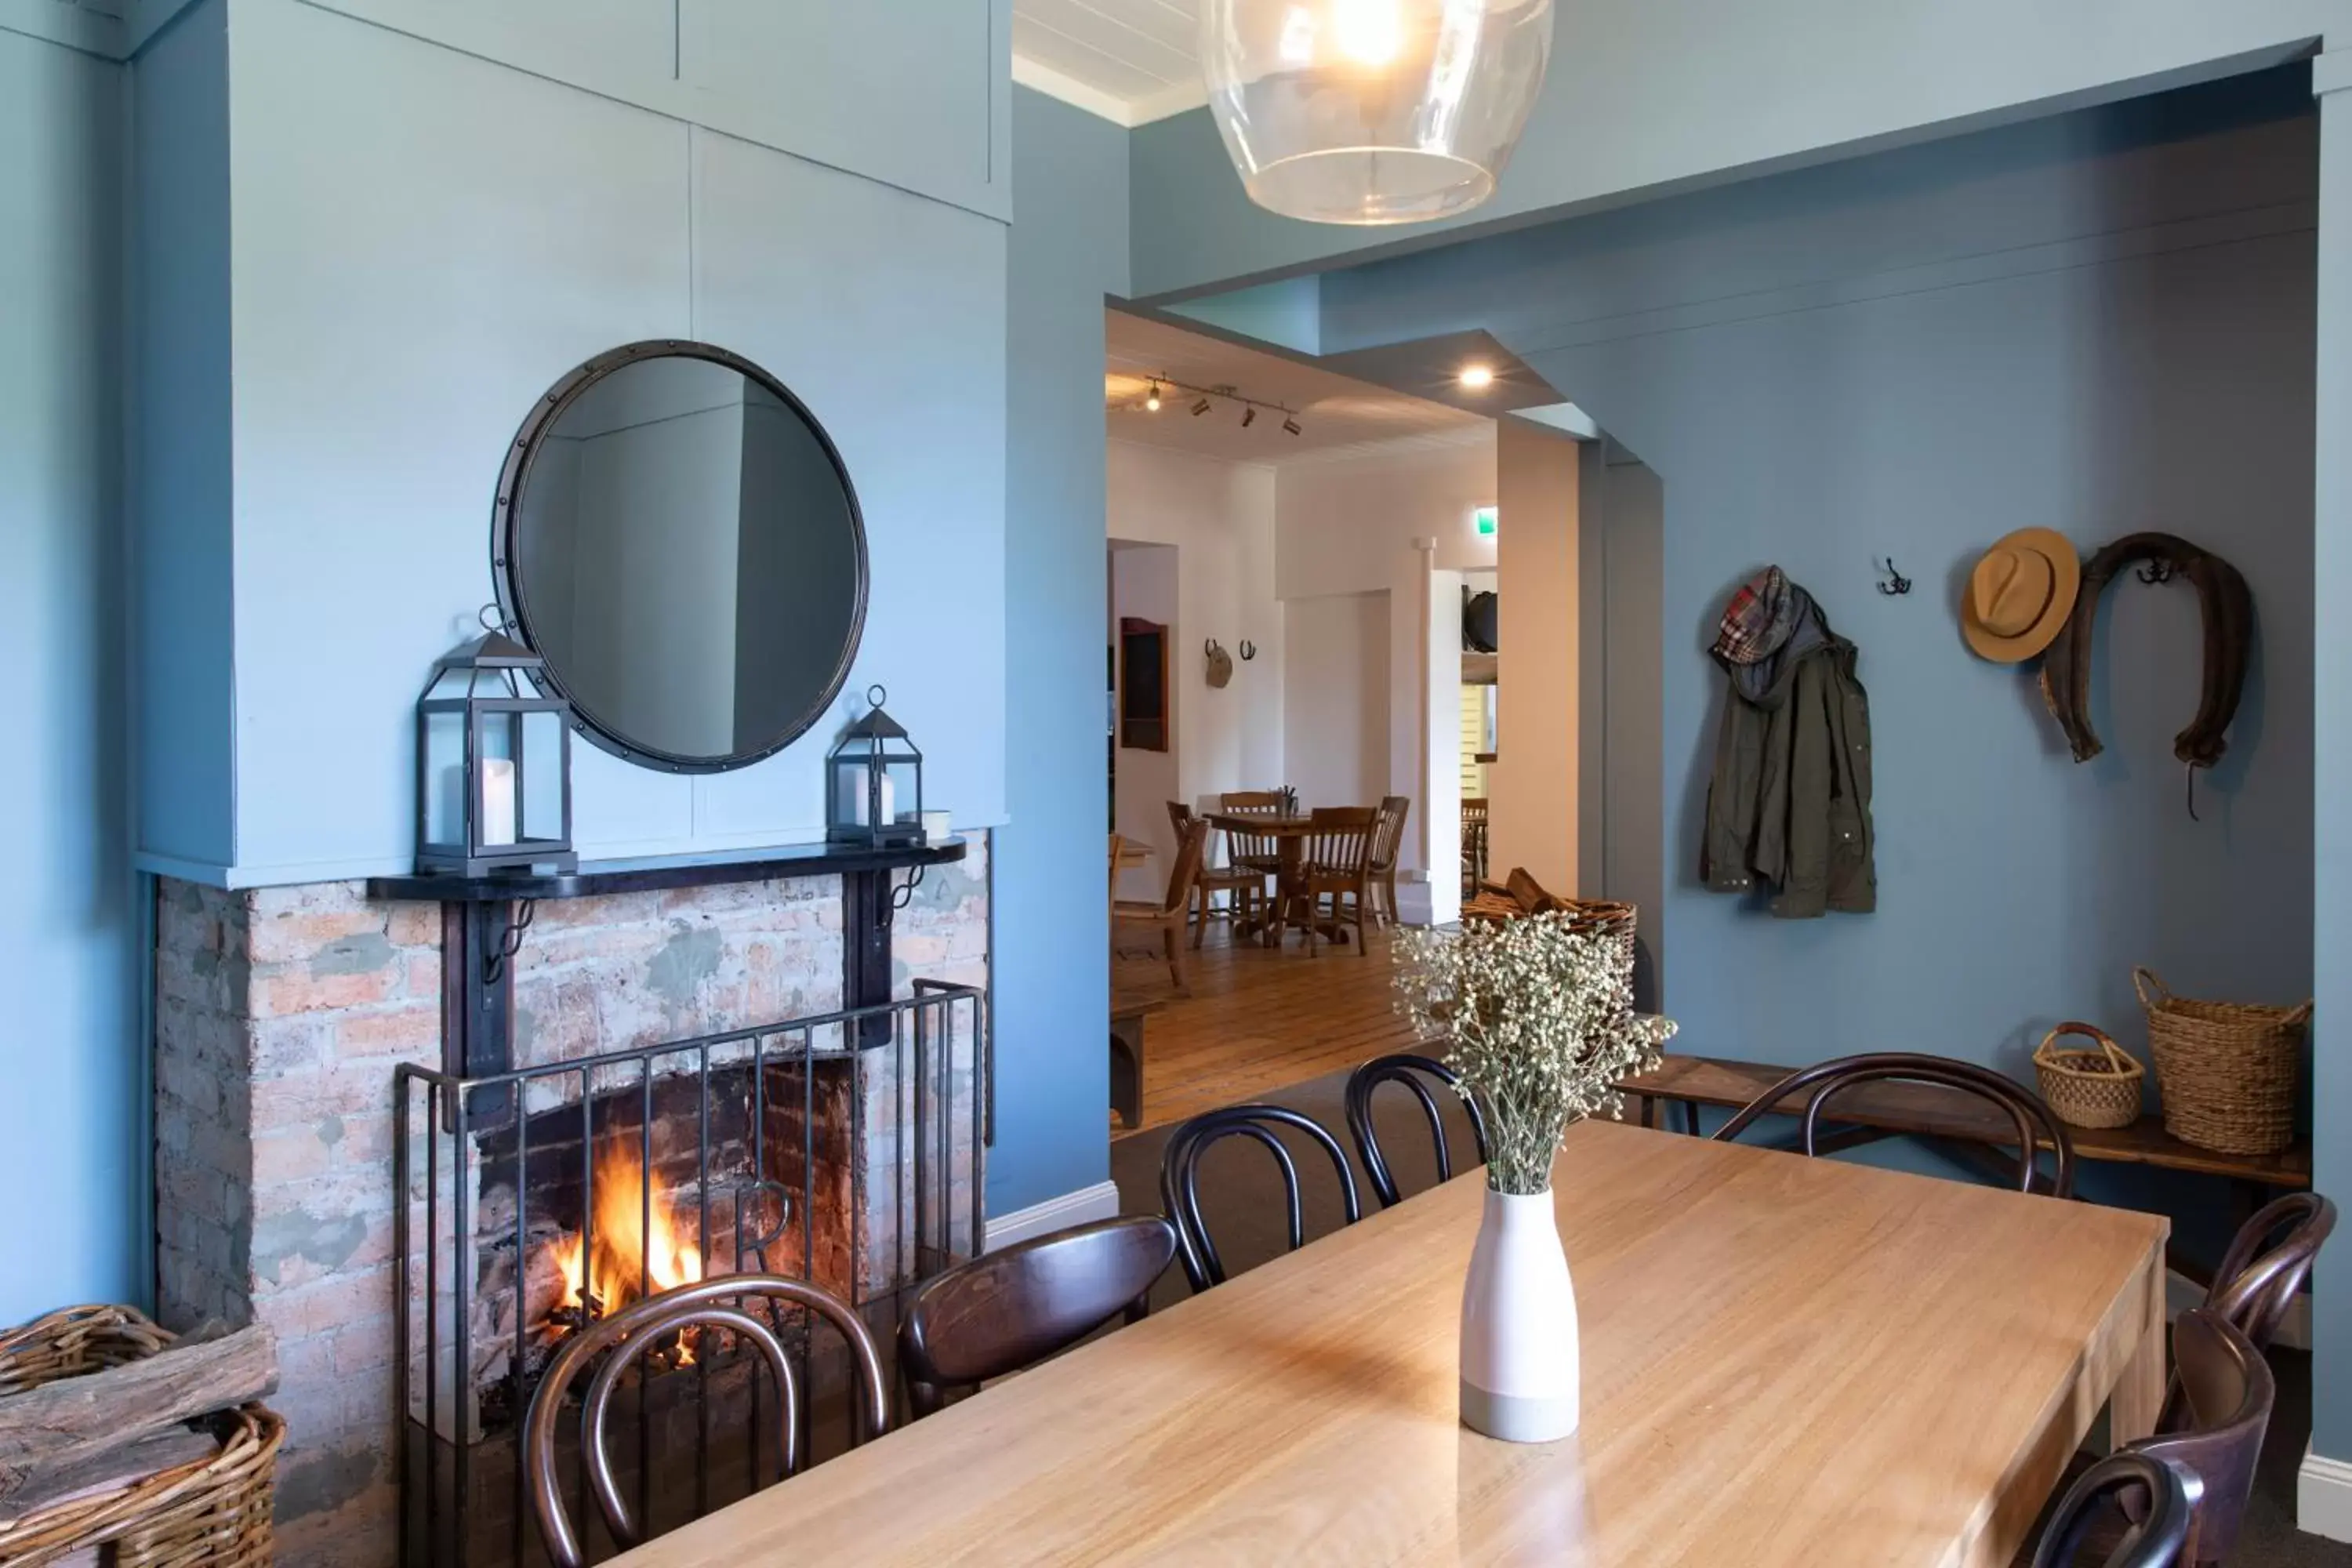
[1112, 920, 1426, 1135]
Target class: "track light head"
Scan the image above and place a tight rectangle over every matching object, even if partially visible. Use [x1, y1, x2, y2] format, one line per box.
[1191, 397, 1213, 416]
[1241, 406, 1257, 428]
[1283, 416, 1302, 436]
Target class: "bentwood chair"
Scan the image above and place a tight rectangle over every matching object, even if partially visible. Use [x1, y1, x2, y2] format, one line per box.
[1288, 806, 1379, 956]
[524, 1275, 889, 1568]
[2134, 1309, 2275, 1567]
[1711, 1051, 2076, 1198]
[1345, 1054, 1490, 1207]
[2205, 1192, 2335, 1350]
[2029, 1452, 2197, 1568]
[1160, 1105, 1362, 1290]
[1171, 801, 1265, 949]
[898, 1216, 1180, 1417]
[1112, 817, 1209, 994]
[1365, 795, 1412, 928]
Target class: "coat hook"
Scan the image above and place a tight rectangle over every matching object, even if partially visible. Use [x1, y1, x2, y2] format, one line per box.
[2136, 559, 2178, 586]
[1203, 638, 1224, 659]
[1238, 640, 1257, 662]
[1875, 557, 1912, 596]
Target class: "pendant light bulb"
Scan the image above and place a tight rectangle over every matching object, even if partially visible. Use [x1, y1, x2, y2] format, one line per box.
[1145, 382, 1162, 412]
[1200, 0, 1555, 226]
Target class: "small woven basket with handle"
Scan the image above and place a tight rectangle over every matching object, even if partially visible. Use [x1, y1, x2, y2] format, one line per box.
[0, 1305, 281, 1568]
[2134, 967, 2311, 1156]
[2031, 1022, 2145, 1131]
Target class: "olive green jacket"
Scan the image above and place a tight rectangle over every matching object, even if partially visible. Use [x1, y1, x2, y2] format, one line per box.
[1700, 635, 1876, 918]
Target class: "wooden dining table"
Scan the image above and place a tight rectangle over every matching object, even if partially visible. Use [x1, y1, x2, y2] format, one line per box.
[613, 1119, 2168, 1567]
[1200, 811, 1336, 946]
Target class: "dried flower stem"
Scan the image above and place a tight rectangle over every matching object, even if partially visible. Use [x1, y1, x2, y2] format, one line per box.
[1393, 915, 1676, 1196]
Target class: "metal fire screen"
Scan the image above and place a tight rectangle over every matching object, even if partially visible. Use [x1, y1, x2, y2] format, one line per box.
[394, 982, 983, 1566]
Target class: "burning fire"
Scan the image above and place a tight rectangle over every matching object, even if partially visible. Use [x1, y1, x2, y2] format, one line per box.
[551, 1138, 705, 1326]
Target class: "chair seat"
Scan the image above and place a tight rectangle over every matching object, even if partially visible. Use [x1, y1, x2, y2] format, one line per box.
[1112, 900, 1169, 920]
[1198, 866, 1263, 888]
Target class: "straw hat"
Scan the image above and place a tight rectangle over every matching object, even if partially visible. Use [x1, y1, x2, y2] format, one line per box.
[1962, 528, 2080, 662]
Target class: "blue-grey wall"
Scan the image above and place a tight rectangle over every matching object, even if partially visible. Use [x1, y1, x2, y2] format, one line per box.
[993, 84, 1129, 1215]
[0, 25, 140, 1322]
[125, 0, 1011, 888]
[1324, 71, 2317, 1230]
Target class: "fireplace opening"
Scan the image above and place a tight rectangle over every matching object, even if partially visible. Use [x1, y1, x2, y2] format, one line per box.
[396, 985, 981, 1566]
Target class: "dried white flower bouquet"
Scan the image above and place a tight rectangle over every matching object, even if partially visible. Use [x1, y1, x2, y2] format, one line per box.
[1394, 914, 1678, 1196]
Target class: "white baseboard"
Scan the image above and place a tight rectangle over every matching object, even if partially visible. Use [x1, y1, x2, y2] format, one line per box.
[982, 1180, 1123, 1252]
[2299, 1446, 2352, 1541]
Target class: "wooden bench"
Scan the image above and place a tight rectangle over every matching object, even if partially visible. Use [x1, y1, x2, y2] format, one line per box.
[1620, 1053, 2311, 1283]
[1109, 996, 1167, 1131]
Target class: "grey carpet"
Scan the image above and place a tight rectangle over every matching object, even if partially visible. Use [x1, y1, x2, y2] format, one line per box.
[1110, 1065, 2349, 1566]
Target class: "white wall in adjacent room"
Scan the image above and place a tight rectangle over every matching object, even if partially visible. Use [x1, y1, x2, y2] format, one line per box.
[1283, 591, 1392, 815]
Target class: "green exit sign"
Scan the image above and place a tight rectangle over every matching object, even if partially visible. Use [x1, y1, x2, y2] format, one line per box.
[1473, 506, 1498, 537]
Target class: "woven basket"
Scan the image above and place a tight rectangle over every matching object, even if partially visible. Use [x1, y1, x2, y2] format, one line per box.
[0, 1306, 282, 1568]
[1461, 882, 1639, 998]
[2134, 967, 2311, 1156]
[2031, 1023, 2145, 1131]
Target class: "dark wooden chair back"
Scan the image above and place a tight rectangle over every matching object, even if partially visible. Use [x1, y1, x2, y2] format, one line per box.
[1168, 800, 1196, 840]
[1218, 790, 1286, 868]
[1346, 1054, 1490, 1207]
[2207, 1191, 2334, 1350]
[2135, 1308, 2274, 1567]
[524, 1274, 888, 1568]
[1368, 796, 1411, 873]
[898, 1217, 1180, 1417]
[2029, 1451, 2197, 1568]
[1301, 806, 1377, 876]
[1219, 789, 1287, 813]
[1160, 1105, 1362, 1290]
[1709, 1051, 2076, 1197]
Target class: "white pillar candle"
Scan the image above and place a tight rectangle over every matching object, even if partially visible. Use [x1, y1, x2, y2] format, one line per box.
[480, 757, 518, 848]
[879, 771, 897, 827]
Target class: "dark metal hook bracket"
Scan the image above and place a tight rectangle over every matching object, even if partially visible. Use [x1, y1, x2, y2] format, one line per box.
[481, 898, 537, 987]
[880, 864, 927, 932]
[1238, 640, 1257, 661]
[2136, 559, 2178, 586]
[1875, 558, 1912, 596]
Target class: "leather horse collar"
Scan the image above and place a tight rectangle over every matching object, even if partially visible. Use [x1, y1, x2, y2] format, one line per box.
[2038, 532, 2252, 768]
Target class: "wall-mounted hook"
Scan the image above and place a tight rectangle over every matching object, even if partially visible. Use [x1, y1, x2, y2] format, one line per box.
[1238, 640, 1257, 662]
[1203, 638, 1224, 659]
[2136, 559, 2177, 586]
[1875, 557, 1912, 596]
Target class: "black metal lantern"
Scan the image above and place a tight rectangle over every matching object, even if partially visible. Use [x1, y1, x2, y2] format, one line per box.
[826, 684, 924, 848]
[416, 632, 577, 877]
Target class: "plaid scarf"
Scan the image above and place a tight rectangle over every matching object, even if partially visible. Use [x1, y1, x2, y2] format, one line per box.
[1712, 566, 1797, 666]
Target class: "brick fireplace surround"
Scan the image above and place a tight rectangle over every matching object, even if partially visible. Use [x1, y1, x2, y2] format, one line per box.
[151, 840, 989, 1566]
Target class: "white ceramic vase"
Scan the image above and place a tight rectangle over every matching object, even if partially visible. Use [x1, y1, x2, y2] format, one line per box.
[1459, 1187, 1580, 1443]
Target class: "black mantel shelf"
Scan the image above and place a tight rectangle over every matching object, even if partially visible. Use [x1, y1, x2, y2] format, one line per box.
[365, 837, 965, 904]
[371, 837, 969, 1100]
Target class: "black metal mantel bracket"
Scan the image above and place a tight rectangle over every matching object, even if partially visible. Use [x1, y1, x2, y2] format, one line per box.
[369, 840, 968, 1103]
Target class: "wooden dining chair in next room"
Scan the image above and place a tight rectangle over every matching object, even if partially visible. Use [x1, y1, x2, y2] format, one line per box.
[1711, 1051, 2076, 1197]
[897, 1217, 1181, 1417]
[1345, 1054, 1490, 1208]
[1159, 1105, 1361, 1290]
[1170, 801, 1265, 949]
[1290, 805, 1378, 956]
[524, 1276, 890, 1568]
[1366, 795, 1411, 928]
[1112, 816, 1208, 995]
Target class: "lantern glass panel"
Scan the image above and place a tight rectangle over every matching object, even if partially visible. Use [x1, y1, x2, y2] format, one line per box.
[884, 758, 920, 826]
[423, 710, 466, 850]
[521, 710, 564, 841]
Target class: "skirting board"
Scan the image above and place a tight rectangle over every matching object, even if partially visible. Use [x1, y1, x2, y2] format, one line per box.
[982, 1180, 1122, 1252]
[2299, 1446, 2352, 1542]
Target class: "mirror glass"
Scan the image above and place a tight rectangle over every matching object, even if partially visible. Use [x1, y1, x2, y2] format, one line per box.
[499, 346, 867, 770]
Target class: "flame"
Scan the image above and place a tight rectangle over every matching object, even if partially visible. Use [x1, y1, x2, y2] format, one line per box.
[552, 1138, 705, 1323]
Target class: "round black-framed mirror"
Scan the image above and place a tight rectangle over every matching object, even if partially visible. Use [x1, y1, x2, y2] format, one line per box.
[492, 339, 869, 774]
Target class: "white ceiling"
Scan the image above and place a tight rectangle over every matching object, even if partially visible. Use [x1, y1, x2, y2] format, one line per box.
[1107, 309, 1490, 464]
[1011, 0, 1208, 125]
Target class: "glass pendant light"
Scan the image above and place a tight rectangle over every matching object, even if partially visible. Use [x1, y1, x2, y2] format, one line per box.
[1200, 0, 1555, 226]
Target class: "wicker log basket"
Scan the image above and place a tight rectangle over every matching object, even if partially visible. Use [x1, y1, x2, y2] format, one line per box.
[1461, 872, 1637, 987]
[2134, 967, 2312, 1157]
[2031, 1023, 2146, 1131]
[0, 1306, 281, 1567]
